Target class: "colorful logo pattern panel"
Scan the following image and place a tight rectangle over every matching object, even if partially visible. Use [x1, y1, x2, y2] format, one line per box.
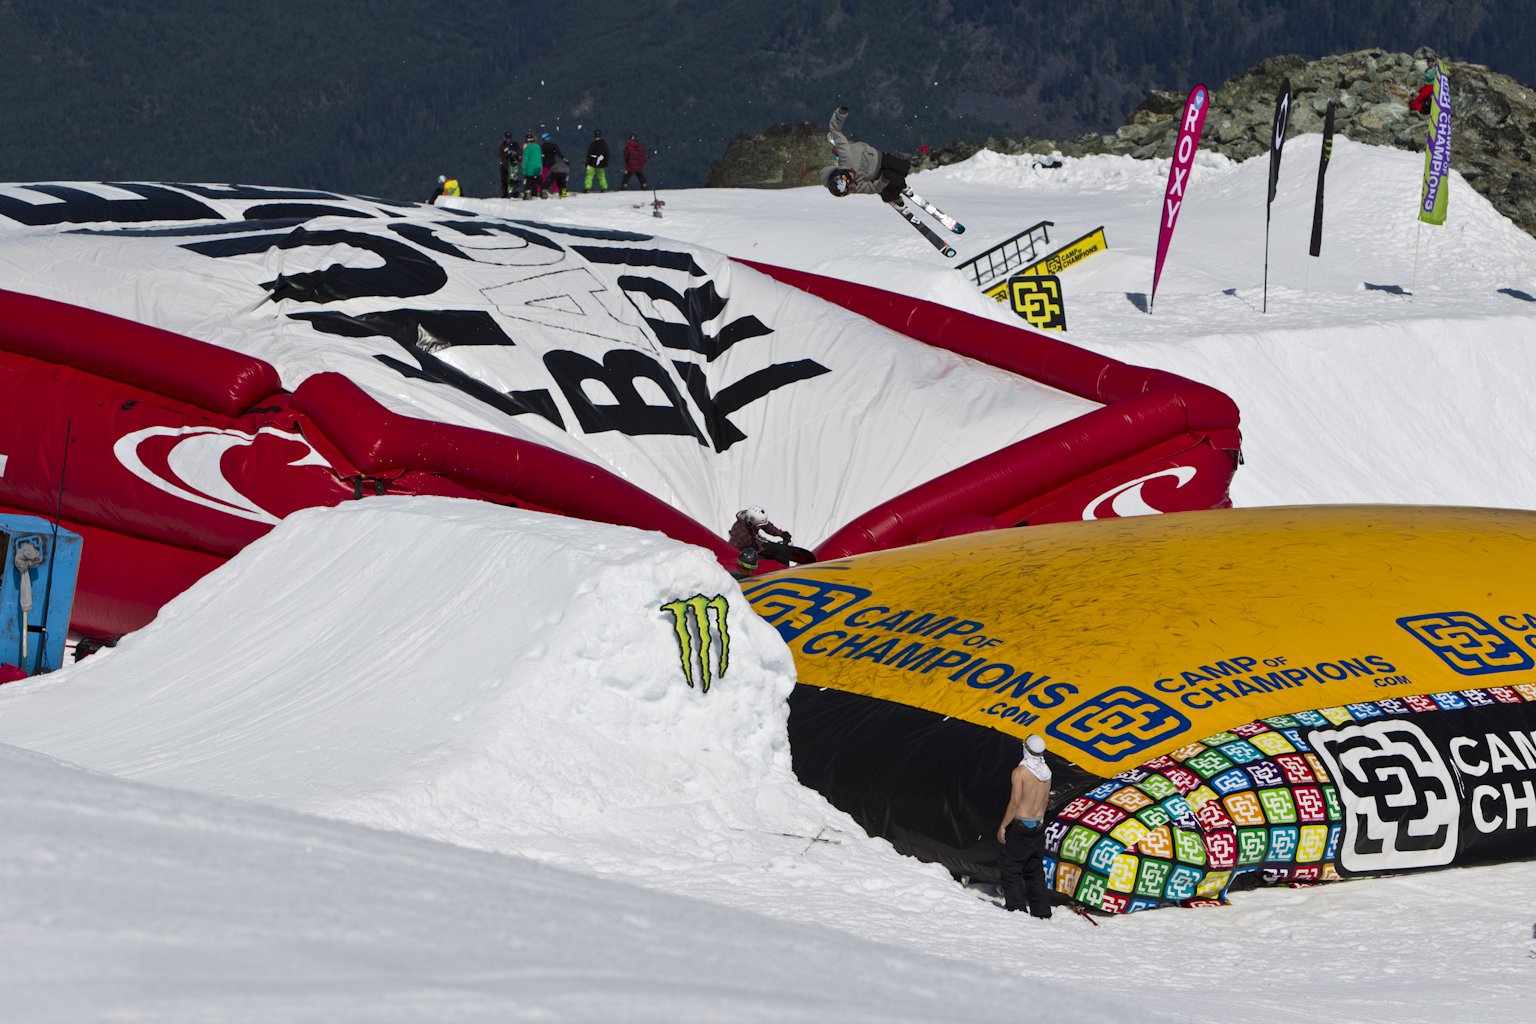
[1043, 684, 1536, 914]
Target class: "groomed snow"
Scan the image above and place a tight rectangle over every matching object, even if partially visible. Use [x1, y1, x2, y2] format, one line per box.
[3, 138, 1535, 1022]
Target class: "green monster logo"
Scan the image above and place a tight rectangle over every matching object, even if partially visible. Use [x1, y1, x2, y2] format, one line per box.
[661, 594, 731, 693]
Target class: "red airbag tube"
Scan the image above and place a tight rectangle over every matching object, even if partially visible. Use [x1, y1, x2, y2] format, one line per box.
[736, 260, 1242, 555]
[0, 288, 281, 416]
[288, 373, 735, 553]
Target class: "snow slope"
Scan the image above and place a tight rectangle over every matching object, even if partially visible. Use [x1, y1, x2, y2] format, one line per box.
[3, 139, 1536, 1022]
[4, 744, 1114, 1024]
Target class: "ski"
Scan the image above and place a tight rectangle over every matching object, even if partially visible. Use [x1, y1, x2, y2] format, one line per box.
[890, 201, 957, 257]
[727, 827, 842, 845]
[902, 188, 964, 234]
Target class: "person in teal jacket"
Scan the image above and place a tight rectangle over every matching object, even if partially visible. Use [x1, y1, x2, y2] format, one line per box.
[520, 132, 544, 198]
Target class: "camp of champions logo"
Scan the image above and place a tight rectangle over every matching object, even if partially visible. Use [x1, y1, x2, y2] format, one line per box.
[1045, 686, 1190, 763]
[660, 595, 730, 693]
[740, 578, 872, 643]
[1398, 612, 1535, 675]
[1007, 274, 1066, 331]
[1311, 720, 1460, 873]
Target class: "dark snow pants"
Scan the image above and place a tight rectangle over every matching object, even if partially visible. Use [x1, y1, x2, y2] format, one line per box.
[758, 540, 816, 566]
[878, 152, 910, 203]
[1000, 819, 1051, 918]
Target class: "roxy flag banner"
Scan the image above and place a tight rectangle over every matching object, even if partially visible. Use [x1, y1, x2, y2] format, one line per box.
[1151, 84, 1209, 310]
[1419, 62, 1452, 226]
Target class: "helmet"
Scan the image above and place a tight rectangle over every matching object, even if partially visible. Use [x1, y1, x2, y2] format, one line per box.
[1025, 735, 1047, 755]
[540, 131, 552, 141]
[736, 507, 768, 525]
[736, 547, 760, 572]
[437, 175, 447, 184]
[825, 168, 854, 197]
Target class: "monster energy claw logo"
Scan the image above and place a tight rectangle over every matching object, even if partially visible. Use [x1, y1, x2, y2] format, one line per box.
[661, 594, 730, 693]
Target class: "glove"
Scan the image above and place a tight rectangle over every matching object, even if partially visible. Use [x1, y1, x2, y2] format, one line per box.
[782, 532, 792, 542]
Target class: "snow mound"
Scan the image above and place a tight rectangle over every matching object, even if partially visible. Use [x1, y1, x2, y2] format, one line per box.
[0, 498, 797, 847]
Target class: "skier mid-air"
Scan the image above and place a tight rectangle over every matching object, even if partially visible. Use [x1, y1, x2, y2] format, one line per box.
[819, 106, 964, 256]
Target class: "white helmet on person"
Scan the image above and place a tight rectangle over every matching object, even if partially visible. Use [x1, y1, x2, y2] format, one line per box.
[736, 506, 769, 525]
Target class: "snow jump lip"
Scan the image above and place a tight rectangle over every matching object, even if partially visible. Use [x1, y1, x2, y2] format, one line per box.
[745, 504, 1536, 913]
[0, 181, 1241, 638]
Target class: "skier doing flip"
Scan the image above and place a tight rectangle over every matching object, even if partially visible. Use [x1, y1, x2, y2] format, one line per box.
[820, 105, 909, 203]
[729, 507, 816, 576]
[819, 106, 964, 255]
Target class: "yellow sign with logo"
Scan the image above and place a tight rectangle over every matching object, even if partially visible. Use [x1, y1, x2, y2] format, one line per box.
[986, 226, 1108, 301]
[743, 505, 1536, 777]
[1007, 273, 1066, 330]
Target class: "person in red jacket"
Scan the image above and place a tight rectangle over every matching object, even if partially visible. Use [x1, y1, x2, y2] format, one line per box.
[1409, 64, 1437, 112]
[621, 133, 648, 190]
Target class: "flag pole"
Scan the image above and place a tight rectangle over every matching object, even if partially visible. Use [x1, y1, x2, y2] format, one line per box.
[1410, 220, 1422, 301]
[1263, 212, 1272, 314]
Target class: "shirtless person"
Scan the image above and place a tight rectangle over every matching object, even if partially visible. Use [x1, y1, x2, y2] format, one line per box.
[996, 734, 1053, 918]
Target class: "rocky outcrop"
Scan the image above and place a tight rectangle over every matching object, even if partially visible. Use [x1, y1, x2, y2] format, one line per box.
[714, 49, 1536, 237]
[704, 122, 830, 189]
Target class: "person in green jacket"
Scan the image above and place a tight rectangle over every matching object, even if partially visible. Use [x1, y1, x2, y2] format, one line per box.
[520, 131, 544, 199]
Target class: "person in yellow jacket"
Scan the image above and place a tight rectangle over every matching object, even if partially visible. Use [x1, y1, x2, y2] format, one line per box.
[427, 174, 461, 204]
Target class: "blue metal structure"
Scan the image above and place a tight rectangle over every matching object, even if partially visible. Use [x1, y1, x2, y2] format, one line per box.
[1, 513, 82, 676]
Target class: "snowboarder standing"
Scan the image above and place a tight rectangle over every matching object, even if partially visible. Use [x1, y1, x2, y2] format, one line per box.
[498, 131, 520, 198]
[585, 129, 610, 193]
[520, 132, 543, 199]
[820, 105, 909, 204]
[728, 507, 816, 574]
[540, 131, 569, 198]
[621, 133, 648, 190]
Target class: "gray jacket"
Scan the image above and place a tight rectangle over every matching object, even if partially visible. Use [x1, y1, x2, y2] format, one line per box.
[820, 107, 889, 197]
